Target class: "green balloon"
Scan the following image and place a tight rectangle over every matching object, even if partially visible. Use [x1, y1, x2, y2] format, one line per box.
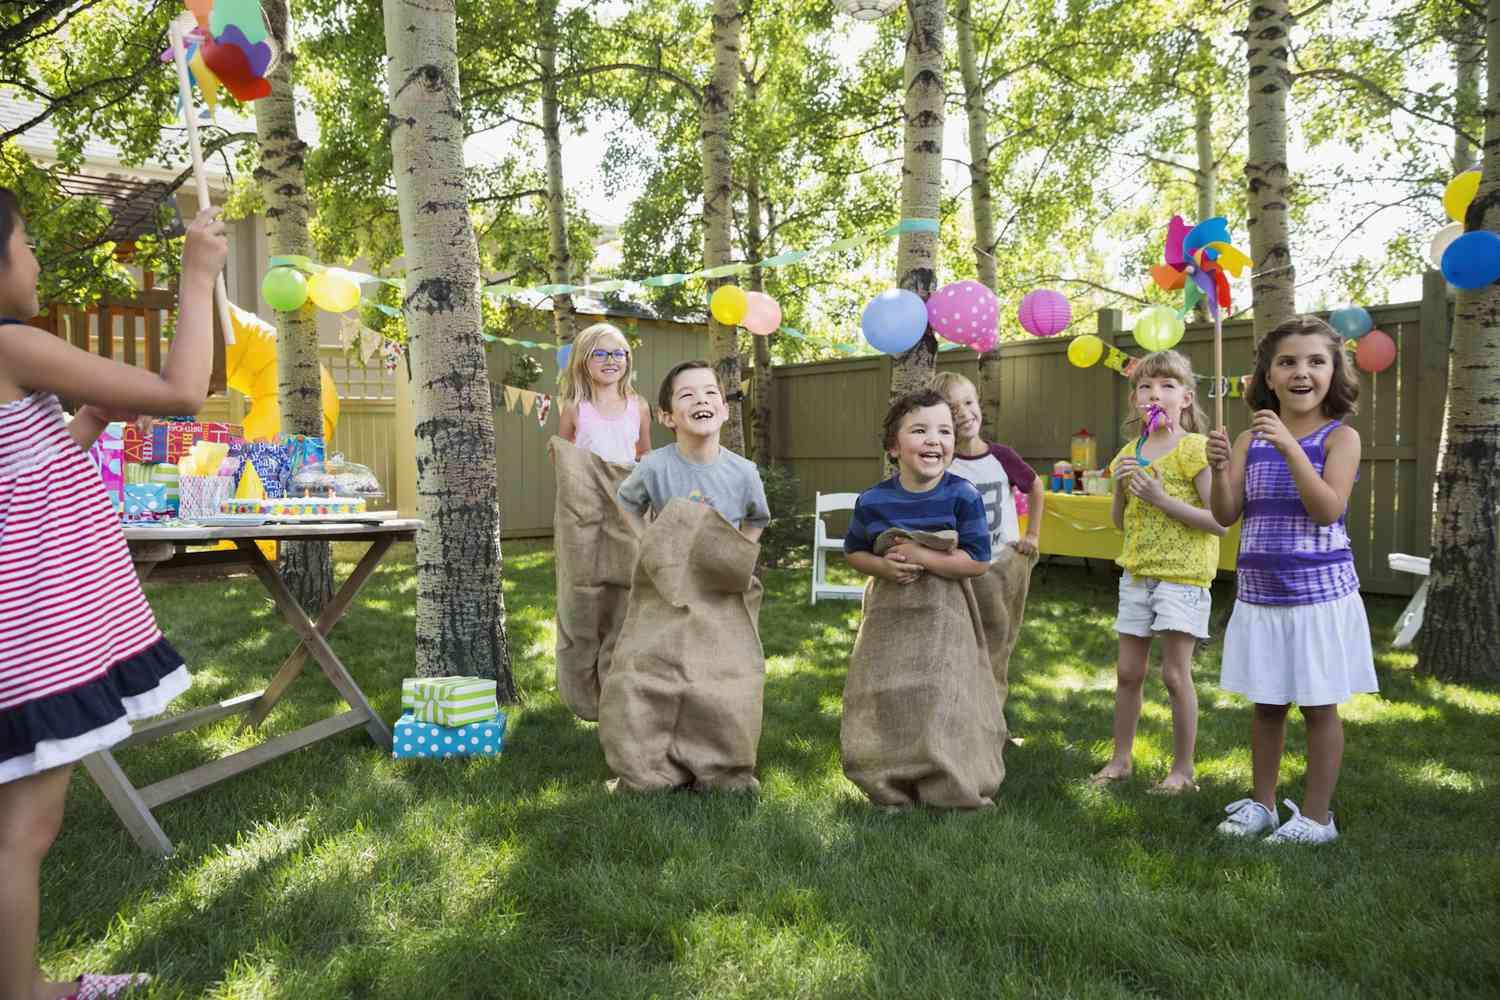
[1133, 306, 1185, 352]
[262, 266, 308, 311]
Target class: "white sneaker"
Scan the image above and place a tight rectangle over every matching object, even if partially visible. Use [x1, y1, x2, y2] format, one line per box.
[1266, 800, 1339, 844]
[1216, 797, 1279, 838]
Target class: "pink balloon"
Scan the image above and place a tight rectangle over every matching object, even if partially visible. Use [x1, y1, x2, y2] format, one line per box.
[743, 291, 782, 336]
[927, 279, 999, 345]
[1355, 329, 1396, 373]
[972, 331, 999, 353]
[1018, 289, 1072, 337]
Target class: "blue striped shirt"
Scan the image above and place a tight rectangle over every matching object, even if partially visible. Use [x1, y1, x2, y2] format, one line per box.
[844, 472, 992, 563]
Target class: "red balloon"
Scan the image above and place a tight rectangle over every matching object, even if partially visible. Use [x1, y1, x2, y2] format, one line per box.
[1355, 329, 1396, 373]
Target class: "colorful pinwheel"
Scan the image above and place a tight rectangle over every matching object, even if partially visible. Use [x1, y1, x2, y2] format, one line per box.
[160, 0, 276, 107]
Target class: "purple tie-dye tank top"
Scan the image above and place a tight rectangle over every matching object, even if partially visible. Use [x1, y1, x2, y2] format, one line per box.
[1236, 420, 1360, 606]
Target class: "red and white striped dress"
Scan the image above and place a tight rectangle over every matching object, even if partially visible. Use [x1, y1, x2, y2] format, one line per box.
[0, 390, 189, 783]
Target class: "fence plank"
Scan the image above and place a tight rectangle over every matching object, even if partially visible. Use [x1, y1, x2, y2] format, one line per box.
[97, 303, 114, 359]
[122, 309, 137, 367]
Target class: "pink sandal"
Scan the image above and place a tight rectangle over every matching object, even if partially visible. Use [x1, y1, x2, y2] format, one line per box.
[65, 973, 152, 999]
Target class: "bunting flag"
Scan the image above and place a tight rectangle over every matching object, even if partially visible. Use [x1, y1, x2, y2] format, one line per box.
[535, 393, 552, 427]
[1099, 344, 1249, 396]
[503, 386, 521, 412]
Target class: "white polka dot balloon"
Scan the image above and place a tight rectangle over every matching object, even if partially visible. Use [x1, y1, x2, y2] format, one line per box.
[926, 279, 999, 347]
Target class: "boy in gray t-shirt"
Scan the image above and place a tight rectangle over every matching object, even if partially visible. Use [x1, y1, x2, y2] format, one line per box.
[618, 361, 770, 539]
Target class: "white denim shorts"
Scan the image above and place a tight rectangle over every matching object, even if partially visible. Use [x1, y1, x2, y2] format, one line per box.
[1114, 572, 1212, 639]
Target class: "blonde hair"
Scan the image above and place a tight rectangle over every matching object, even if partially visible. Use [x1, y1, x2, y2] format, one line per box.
[559, 322, 635, 407]
[1125, 349, 1207, 434]
[930, 370, 977, 405]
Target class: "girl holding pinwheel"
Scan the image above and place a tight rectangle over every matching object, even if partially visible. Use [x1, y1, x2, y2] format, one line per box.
[1091, 349, 1225, 794]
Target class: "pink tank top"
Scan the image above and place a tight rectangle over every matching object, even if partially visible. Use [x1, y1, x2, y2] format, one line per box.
[575, 396, 641, 466]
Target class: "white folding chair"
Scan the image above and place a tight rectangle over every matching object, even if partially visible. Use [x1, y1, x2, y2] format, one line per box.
[1388, 553, 1432, 649]
[810, 491, 865, 605]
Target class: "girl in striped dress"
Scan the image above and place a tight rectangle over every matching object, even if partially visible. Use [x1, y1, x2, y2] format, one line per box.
[0, 189, 226, 999]
[1207, 315, 1377, 845]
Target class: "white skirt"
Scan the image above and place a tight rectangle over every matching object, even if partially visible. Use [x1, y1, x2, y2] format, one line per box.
[1220, 591, 1377, 706]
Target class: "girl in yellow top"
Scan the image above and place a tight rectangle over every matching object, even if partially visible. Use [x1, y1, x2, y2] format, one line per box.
[1092, 349, 1226, 793]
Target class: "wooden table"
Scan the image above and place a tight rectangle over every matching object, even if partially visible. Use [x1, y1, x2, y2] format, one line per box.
[85, 518, 420, 857]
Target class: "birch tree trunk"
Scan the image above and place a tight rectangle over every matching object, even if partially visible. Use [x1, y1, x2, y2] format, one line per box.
[1244, 0, 1296, 338]
[256, 0, 332, 615]
[539, 0, 577, 345]
[383, 0, 515, 697]
[890, 0, 945, 403]
[1421, 0, 1500, 683]
[1454, 21, 1483, 174]
[746, 169, 772, 467]
[958, 0, 1001, 435]
[1194, 92, 1217, 221]
[702, 0, 744, 453]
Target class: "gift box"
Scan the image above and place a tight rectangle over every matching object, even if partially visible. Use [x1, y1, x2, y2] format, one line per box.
[86, 422, 125, 512]
[239, 441, 291, 498]
[124, 420, 243, 464]
[123, 483, 170, 520]
[279, 434, 325, 477]
[148, 463, 180, 512]
[391, 712, 506, 760]
[401, 676, 500, 727]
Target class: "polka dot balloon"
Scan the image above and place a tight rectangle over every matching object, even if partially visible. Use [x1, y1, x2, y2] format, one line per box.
[926, 279, 1000, 346]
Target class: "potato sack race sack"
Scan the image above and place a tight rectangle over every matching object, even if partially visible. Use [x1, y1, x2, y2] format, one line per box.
[967, 546, 1037, 744]
[840, 528, 1005, 809]
[599, 499, 765, 793]
[551, 436, 641, 721]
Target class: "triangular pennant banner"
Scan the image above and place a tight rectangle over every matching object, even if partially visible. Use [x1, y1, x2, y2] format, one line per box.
[503, 386, 520, 412]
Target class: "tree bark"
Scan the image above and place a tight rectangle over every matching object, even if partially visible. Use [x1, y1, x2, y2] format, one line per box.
[1454, 20, 1483, 174]
[1194, 91, 1217, 222]
[890, 0, 946, 404]
[383, 0, 515, 697]
[958, 0, 1001, 436]
[746, 164, 773, 468]
[702, 0, 745, 453]
[539, 0, 577, 346]
[256, 0, 332, 616]
[1245, 0, 1297, 338]
[1421, 0, 1500, 683]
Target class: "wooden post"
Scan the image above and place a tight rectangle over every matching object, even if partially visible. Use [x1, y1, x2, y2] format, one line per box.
[1414, 269, 1452, 557]
[97, 302, 114, 359]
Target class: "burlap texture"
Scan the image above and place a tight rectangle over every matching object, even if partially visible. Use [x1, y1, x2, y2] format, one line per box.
[967, 545, 1037, 742]
[840, 528, 1004, 809]
[599, 499, 765, 792]
[552, 436, 640, 721]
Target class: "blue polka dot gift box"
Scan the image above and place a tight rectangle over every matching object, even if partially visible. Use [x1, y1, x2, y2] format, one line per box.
[392, 712, 506, 760]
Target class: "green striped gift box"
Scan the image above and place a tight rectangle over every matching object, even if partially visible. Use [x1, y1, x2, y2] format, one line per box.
[401, 676, 499, 727]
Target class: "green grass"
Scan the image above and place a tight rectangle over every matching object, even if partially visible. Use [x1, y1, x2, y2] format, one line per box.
[37, 543, 1500, 999]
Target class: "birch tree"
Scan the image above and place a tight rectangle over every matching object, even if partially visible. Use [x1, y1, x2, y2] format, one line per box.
[382, 0, 515, 696]
[1245, 0, 1297, 337]
[538, 0, 577, 345]
[703, 0, 745, 452]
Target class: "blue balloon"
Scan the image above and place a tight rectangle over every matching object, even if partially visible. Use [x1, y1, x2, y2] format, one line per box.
[557, 344, 572, 368]
[861, 289, 928, 354]
[1329, 306, 1373, 340]
[1182, 216, 1230, 257]
[1441, 230, 1500, 290]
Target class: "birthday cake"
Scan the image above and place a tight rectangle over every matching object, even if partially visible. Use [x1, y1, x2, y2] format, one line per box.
[221, 495, 367, 517]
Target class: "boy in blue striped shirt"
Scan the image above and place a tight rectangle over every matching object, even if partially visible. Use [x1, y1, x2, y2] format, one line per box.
[844, 389, 992, 581]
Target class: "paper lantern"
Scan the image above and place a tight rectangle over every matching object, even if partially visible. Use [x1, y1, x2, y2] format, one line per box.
[307, 268, 361, 313]
[834, 0, 902, 19]
[1429, 222, 1464, 269]
[261, 266, 307, 311]
[743, 292, 781, 336]
[1132, 306, 1185, 352]
[927, 279, 999, 345]
[1017, 289, 1072, 337]
[1067, 334, 1104, 368]
[861, 289, 928, 354]
[1329, 306, 1373, 340]
[1440, 230, 1500, 289]
[1443, 169, 1481, 222]
[1355, 329, 1396, 373]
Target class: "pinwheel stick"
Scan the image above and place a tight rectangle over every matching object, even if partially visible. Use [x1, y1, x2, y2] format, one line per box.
[168, 17, 235, 345]
[1213, 310, 1223, 427]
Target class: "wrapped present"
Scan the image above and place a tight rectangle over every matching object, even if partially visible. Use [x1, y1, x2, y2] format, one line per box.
[126, 420, 244, 464]
[123, 422, 164, 463]
[240, 441, 291, 498]
[401, 676, 500, 727]
[391, 712, 506, 760]
[278, 434, 325, 477]
[86, 422, 125, 512]
[148, 463, 180, 512]
[123, 483, 170, 520]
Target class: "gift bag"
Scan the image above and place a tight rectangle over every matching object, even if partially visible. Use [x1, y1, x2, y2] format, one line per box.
[551, 436, 639, 722]
[840, 529, 1004, 810]
[85, 421, 125, 512]
[599, 499, 764, 793]
[178, 475, 233, 520]
[967, 546, 1037, 743]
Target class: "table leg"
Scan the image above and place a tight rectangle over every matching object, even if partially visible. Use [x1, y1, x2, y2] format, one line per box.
[131, 541, 178, 584]
[236, 540, 393, 748]
[1393, 576, 1431, 649]
[240, 535, 395, 732]
[81, 751, 174, 858]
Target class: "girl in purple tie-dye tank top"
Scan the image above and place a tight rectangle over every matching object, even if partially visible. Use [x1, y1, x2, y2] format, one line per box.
[1206, 316, 1377, 846]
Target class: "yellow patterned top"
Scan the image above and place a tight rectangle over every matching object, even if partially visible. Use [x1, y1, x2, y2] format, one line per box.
[1111, 433, 1218, 587]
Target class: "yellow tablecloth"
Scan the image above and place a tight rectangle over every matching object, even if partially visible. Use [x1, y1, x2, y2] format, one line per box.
[1019, 492, 1240, 572]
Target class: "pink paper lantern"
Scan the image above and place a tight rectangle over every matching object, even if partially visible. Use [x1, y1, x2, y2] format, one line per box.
[1018, 289, 1072, 337]
[1355, 329, 1396, 373]
[927, 279, 999, 346]
[743, 291, 782, 336]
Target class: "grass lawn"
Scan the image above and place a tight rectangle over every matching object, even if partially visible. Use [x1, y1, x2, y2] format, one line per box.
[37, 542, 1500, 999]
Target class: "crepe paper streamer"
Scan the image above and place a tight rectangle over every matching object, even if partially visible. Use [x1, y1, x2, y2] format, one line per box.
[1443, 169, 1481, 222]
[1440, 230, 1500, 289]
[1018, 289, 1072, 337]
[1355, 330, 1396, 373]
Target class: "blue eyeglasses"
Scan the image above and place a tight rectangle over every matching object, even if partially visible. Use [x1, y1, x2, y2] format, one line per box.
[589, 349, 629, 361]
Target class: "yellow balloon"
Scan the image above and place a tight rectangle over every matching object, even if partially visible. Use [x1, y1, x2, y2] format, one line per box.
[307, 268, 362, 313]
[709, 284, 749, 326]
[1444, 170, 1481, 222]
[1067, 334, 1104, 368]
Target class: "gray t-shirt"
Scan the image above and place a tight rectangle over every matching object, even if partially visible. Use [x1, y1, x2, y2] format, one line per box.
[618, 444, 771, 529]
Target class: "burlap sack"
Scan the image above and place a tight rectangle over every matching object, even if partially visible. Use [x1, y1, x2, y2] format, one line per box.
[599, 499, 765, 793]
[840, 529, 1004, 809]
[552, 436, 640, 721]
[967, 545, 1037, 742]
